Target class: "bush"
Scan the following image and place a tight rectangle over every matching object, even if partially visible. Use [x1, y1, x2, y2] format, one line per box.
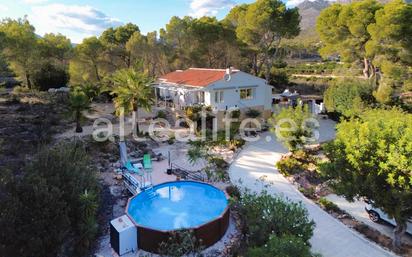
[209, 156, 229, 169]
[324, 78, 374, 117]
[276, 155, 306, 176]
[270, 105, 315, 152]
[158, 230, 204, 257]
[226, 185, 241, 200]
[239, 192, 314, 247]
[231, 109, 241, 119]
[246, 235, 314, 257]
[12, 85, 30, 94]
[72, 82, 102, 101]
[167, 135, 175, 145]
[245, 108, 261, 118]
[270, 69, 289, 86]
[0, 142, 100, 257]
[32, 63, 69, 91]
[232, 138, 246, 149]
[157, 110, 167, 119]
[276, 150, 313, 176]
[318, 197, 340, 213]
[299, 186, 316, 199]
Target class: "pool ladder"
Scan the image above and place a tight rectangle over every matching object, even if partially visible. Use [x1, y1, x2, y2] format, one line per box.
[144, 186, 158, 199]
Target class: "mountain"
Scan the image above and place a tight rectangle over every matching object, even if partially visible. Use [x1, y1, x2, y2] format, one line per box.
[297, 0, 330, 31]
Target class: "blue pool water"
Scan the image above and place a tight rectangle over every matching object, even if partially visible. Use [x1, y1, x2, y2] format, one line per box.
[127, 181, 228, 231]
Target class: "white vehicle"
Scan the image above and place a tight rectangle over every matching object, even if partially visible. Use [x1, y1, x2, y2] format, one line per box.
[365, 201, 412, 235]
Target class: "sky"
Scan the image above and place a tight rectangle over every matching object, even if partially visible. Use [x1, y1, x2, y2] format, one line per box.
[0, 0, 310, 43]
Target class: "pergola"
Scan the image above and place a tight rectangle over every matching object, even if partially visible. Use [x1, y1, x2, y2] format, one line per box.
[152, 83, 204, 109]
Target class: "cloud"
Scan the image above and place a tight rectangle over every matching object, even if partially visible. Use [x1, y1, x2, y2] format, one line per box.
[190, 0, 236, 18]
[286, 0, 306, 6]
[30, 4, 122, 43]
[23, 0, 48, 4]
[0, 4, 9, 12]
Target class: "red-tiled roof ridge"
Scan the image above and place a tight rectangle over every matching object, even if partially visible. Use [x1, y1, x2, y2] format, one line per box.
[188, 67, 240, 72]
[159, 68, 239, 87]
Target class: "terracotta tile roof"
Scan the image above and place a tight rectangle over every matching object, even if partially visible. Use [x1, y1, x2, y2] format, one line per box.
[159, 68, 237, 87]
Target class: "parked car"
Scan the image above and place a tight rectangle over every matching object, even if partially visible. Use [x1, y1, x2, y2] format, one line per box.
[365, 201, 412, 235]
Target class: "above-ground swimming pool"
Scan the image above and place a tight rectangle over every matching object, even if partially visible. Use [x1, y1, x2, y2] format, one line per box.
[126, 181, 230, 253]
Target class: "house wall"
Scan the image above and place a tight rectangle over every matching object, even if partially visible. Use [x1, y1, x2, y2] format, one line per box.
[213, 107, 272, 130]
[204, 71, 272, 112]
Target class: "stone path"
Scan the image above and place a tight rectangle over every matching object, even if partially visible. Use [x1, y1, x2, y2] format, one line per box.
[228, 119, 398, 257]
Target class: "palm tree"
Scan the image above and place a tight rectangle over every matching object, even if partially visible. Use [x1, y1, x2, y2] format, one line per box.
[110, 69, 154, 134]
[69, 90, 91, 133]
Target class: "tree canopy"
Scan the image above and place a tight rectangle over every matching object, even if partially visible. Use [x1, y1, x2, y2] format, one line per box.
[366, 0, 412, 99]
[0, 142, 100, 257]
[0, 18, 72, 89]
[317, 0, 412, 99]
[321, 108, 412, 249]
[110, 69, 153, 133]
[0, 18, 39, 88]
[230, 0, 301, 80]
[317, 0, 382, 79]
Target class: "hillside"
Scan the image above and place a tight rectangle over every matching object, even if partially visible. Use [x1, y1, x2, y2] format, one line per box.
[298, 0, 330, 31]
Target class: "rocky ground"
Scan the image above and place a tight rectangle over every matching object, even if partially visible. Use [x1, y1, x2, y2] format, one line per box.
[0, 90, 72, 170]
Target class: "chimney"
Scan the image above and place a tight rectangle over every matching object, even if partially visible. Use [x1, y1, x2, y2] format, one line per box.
[224, 66, 233, 81]
[226, 66, 233, 76]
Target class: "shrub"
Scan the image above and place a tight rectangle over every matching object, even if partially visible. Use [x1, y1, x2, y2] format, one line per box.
[72, 82, 102, 101]
[324, 78, 374, 117]
[157, 110, 167, 119]
[32, 63, 69, 91]
[209, 156, 229, 169]
[270, 69, 289, 86]
[318, 197, 340, 213]
[0, 142, 100, 257]
[226, 185, 241, 200]
[299, 187, 316, 199]
[167, 135, 175, 145]
[270, 105, 315, 152]
[231, 109, 241, 119]
[276, 155, 307, 176]
[12, 85, 30, 94]
[232, 138, 246, 149]
[276, 150, 316, 176]
[158, 230, 204, 257]
[239, 192, 314, 247]
[246, 235, 314, 257]
[245, 108, 261, 118]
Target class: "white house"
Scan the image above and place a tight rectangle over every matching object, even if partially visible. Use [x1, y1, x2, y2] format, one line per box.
[153, 68, 273, 121]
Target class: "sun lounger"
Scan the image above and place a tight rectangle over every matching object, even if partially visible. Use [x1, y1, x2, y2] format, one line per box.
[143, 154, 152, 170]
[122, 172, 141, 195]
[124, 161, 142, 174]
[119, 141, 143, 175]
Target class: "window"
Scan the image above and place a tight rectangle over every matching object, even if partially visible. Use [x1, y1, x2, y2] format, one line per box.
[240, 88, 254, 100]
[214, 90, 224, 103]
[197, 91, 205, 104]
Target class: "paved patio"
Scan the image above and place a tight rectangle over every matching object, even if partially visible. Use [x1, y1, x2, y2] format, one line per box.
[228, 119, 398, 257]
